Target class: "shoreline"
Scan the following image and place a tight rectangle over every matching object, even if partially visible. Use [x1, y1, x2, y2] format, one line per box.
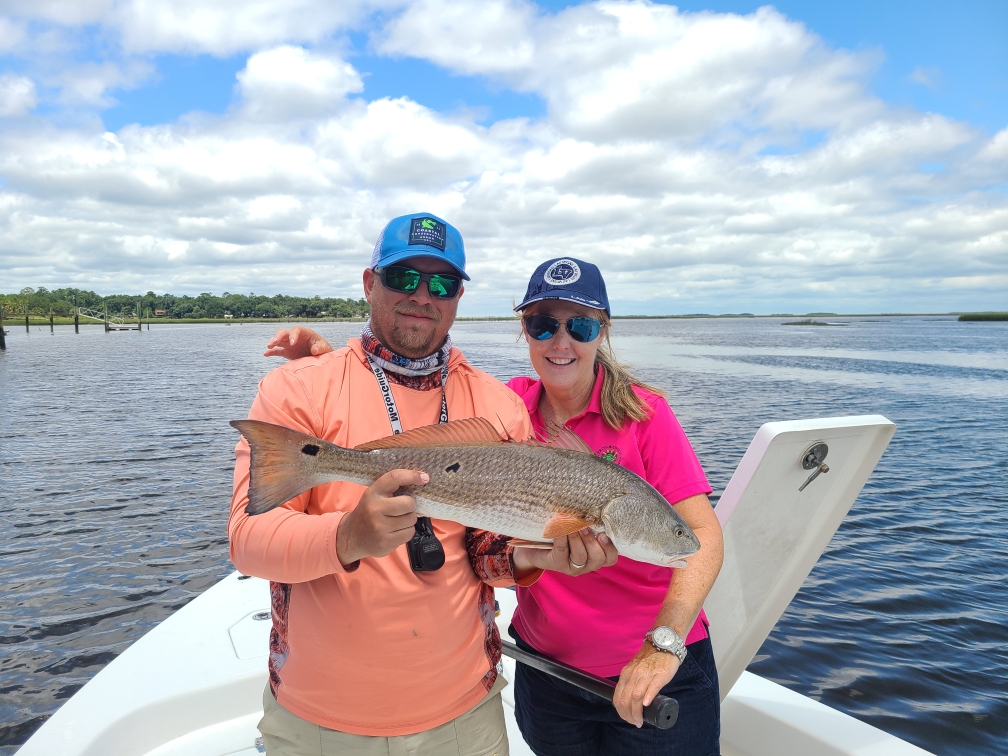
[5, 312, 1007, 331]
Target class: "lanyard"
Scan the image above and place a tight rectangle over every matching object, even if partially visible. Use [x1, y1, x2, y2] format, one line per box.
[365, 355, 449, 433]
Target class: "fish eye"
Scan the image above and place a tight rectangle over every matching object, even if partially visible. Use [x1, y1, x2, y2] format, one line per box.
[674, 528, 684, 538]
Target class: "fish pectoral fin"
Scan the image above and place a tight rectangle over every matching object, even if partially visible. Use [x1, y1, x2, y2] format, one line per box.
[354, 418, 504, 451]
[507, 538, 554, 549]
[542, 512, 597, 539]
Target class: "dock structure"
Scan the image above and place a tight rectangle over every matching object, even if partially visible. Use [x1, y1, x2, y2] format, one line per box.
[77, 305, 142, 332]
[0, 303, 6, 350]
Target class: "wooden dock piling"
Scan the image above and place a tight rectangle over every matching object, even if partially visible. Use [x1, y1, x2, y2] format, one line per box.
[50, 308, 54, 334]
[0, 304, 6, 350]
[75, 311, 79, 334]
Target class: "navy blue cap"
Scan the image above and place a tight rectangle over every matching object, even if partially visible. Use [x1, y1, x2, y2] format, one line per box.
[370, 212, 469, 280]
[514, 257, 610, 316]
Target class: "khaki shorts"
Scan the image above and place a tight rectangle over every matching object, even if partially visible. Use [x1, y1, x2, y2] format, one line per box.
[258, 675, 509, 756]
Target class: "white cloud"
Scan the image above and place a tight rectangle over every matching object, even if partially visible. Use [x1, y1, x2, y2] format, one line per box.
[55, 59, 154, 107]
[114, 0, 360, 56]
[237, 46, 363, 120]
[0, 1, 1005, 314]
[0, 16, 24, 50]
[0, 0, 401, 56]
[0, 73, 36, 116]
[979, 126, 1008, 161]
[379, 0, 539, 75]
[910, 65, 940, 89]
[378, 2, 882, 143]
[0, 1, 112, 26]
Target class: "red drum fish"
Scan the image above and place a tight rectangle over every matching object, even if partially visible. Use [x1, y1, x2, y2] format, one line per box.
[231, 417, 700, 568]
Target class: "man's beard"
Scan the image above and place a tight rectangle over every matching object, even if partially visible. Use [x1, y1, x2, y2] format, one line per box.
[386, 304, 443, 357]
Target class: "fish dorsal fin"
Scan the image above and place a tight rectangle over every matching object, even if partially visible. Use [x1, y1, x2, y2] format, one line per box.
[528, 422, 594, 455]
[354, 417, 504, 451]
[543, 512, 597, 539]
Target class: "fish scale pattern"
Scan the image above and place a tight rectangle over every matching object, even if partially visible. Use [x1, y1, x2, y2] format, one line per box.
[363, 443, 633, 540]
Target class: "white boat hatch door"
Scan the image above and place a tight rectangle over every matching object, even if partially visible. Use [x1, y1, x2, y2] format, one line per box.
[229, 609, 272, 660]
[704, 415, 896, 698]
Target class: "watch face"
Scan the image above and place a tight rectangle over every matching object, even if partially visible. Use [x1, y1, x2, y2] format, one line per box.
[652, 627, 676, 647]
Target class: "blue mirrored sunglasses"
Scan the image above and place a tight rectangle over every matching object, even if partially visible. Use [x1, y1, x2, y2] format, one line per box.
[523, 315, 602, 343]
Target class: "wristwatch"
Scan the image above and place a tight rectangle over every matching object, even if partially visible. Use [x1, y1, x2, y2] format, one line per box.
[645, 626, 687, 663]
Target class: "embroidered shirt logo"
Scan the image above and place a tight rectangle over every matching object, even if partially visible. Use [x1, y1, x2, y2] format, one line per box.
[544, 259, 581, 285]
[409, 217, 447, 250]
[597, 445, 621, 463]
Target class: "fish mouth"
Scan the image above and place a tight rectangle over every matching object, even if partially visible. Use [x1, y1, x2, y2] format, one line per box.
[660, 550, 697, 568]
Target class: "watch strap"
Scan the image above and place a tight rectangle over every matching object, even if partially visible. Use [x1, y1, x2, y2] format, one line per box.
[645, 626, 687, 663]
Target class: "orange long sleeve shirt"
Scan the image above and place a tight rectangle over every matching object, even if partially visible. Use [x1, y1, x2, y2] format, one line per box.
[229, 339, 532, 736]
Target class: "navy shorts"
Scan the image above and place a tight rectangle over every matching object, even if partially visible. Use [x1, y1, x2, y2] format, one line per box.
[510, 627, 720, 756]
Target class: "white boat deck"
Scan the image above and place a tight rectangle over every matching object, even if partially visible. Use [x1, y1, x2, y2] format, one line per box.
[18, 416, 933, 755]
[18, 573, 930, 756]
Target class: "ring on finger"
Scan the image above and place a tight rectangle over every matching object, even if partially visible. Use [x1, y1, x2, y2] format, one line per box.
[568, 556, 587, 570]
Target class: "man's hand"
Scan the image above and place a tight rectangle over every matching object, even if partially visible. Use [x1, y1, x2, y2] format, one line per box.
[513, 529, 619, 578]
[335, 470, 429, 567]
[613, 643, 681, 727]
[264, 327, 334, 359]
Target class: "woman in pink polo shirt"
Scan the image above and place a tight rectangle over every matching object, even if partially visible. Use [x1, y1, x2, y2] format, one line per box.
[502, 257, 723, 756]
[265, 257, 724, 755]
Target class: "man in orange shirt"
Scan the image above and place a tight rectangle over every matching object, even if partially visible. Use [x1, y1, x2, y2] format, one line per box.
[230, 212, 617, 756]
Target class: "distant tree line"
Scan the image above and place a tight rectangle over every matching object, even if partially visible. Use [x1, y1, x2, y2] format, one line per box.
[0, 287, 370, 320]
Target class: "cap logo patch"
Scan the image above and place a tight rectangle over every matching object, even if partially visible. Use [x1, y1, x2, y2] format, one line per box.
[544, 259, 581, 286]
[409, 217, 446, 251]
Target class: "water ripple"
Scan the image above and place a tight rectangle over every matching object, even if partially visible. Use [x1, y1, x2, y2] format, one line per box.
[1, 317, 1006, 755]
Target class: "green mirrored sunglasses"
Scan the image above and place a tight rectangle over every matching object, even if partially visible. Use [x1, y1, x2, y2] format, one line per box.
[376, 266, 462, 299]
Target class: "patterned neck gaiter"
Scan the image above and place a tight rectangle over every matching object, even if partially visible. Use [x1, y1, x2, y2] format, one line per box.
[359, 322, 452, 391]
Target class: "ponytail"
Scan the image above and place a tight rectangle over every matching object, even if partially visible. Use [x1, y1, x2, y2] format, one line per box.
[594, 312, 665, 430]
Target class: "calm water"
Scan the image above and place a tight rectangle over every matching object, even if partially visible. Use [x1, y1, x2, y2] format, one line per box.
[1, 317, 1006, 755]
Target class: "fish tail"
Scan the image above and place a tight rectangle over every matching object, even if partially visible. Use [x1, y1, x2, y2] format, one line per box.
[231, 419, 347, 515]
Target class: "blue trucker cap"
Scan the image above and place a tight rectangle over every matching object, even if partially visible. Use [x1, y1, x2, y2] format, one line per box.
[515, 257, 610, 317]
[369, 212, 469, 281]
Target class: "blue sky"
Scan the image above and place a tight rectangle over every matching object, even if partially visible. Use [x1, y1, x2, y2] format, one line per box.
[1, 0, 1005, 314]
[96, 1, 1006, 134]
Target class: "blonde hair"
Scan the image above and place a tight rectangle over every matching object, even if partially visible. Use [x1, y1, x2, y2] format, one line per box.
[593, 311, 665, 429]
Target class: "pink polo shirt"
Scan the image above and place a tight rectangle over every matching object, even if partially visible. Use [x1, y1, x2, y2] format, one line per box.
[508, 368, 713, 677]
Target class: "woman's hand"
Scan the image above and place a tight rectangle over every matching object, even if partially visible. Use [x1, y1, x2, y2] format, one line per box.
[513, 529, 619, 578]
[613, 642, 681, 728]
[263, 327, 333, 359]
